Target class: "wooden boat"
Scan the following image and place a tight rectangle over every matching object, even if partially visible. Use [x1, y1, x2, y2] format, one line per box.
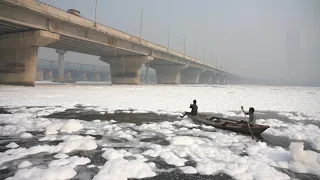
[188, 114, 270, 135]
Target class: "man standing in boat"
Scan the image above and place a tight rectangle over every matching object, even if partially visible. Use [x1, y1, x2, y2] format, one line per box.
[241, 106, 255, 126]
[180, 100, 198, 118]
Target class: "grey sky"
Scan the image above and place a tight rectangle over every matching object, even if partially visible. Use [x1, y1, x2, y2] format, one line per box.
[38, 0, 320, 84]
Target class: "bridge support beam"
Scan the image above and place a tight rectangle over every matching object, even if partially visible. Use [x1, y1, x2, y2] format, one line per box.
[88, 72, 100, 82]
[101, 56, 153, 85]
[77, 72, 87, 81]
[211, 75, 219, 84]
[180, 67, 205, 84]
[99, 74, 109, 82]
[219, 75, 228, 85]
[64, 71, 72, 81]
[0, 30, 59, 86]
[211, 73, 224, 85]
[43, 70, 53, 81]
[36, 69, 44, 81]
[199, 71, 213, 84]
[56, 49, 67, 81]
[149, 64, 186, 84]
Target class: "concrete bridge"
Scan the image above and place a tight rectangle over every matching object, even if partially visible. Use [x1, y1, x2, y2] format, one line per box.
[0, 0, 241, 86]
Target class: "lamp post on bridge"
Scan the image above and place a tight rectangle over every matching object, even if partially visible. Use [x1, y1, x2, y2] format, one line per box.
[94, 0, 98, 27]
[183, 35, 186, 59]
[167, 25, 170, 50]
[196, 42, 198, 59]
[204, 48, 206, 62]
[138, 8, 144, 42]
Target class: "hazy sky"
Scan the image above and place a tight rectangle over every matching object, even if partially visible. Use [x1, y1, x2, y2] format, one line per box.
[38, 0, 319, 84]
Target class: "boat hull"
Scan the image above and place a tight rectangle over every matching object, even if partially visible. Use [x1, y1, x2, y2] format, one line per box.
[188, 114, 270, 135]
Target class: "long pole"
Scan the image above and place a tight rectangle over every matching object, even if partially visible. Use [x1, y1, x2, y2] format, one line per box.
[183, 35, 186, 59]
[196, 42, 198, 59]
[139, 8, 143, 42]
[204, 48, 206, 62]
[210, 52, 213, 65]
[167, 25, 170, 49]
[94, 0, 98, 27]
[216, 56, 218, 67]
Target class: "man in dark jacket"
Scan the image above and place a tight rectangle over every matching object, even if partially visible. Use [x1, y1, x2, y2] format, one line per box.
[180, 100, 198, 118]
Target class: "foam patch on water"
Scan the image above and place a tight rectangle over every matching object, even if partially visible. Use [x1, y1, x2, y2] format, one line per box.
[6, 165, 76, 180]
[5, 142, 19, 149]
[60, 120, 84, 133]
[92, 158, 156, 180]
[278, 112, 309, 121]
[0, 135, 97, 166]
[258, 119, 320, 150]
[20, 133, 33, 138]
[289, 142, 320, 176]
[49, 156, 90, 168]
[45, 120, 84, 135]
[17, 160, 32, 168]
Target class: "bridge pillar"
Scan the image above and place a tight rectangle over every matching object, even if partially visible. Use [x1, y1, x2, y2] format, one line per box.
[145, 65, 149, 84]
[199, 71, 213, 84]
[36, 69, 44, 81]
[100, 56, 153, 85]
[56, 49, 67, 81]
[43, 70, 53, 81]
[0, 30, 59, 86]
[99, 74, 109, 81]
[149, 64, 186, 84]
[219, 75, 228, 85]
[180, 67, 205, 84]
[64, 71, 72, 81]
[211, 73, 222, 84]
[88, 72, 100, 82]
[77, 72, 87, 81]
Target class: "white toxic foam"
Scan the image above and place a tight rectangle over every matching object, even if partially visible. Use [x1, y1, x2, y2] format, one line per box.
[17, 160, 32, 168]
[288, 142, 320, 176]
[5, 142, 19, 149]
[93, 158, 156, 180]
[60, 120, 84, 133]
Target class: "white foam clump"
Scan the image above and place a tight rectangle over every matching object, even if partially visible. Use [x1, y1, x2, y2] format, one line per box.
[173, 120, 199, 128]
[60, 120, 84, 133]
[54, 153, 69, 159]
[102, 148, 132, 160]
[179, 166, 197, 174]
[60, 135, 97, 153]
[17, 160, 32, 168]
[170, 136, 198, 146]
[289, 142, 320, 176]
[45, 120, 83, 135]
[45, 123, 60, 135]
[20, 133, 33, 138]
[159, 151, 187, 167]
[93, 158, 156, 180]
[49, 156, 91, 168]
[260, 119, 320, 150]
[0, 135, 97, 167]
[0, 125, 27, 136]
[6, 165, 76, 180]
[5, 142, 19, 149]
